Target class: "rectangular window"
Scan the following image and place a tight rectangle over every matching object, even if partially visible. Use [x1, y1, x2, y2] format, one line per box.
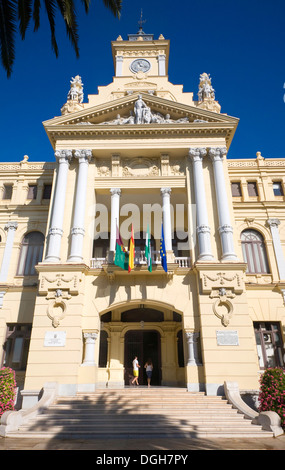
[273, 182, 284, 196]
[1, 324, 32, 370]
[42, 184, 52, 200]
[2, 184, 13, 200]
[254, 322, 284, 370]
[231, 182, 242, 197]
[27, 184, 37, 199]
[247, 182, 258, 197]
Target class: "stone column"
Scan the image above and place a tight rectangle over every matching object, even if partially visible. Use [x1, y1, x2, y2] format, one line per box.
[0, 221, 18, 283]
[82, 332, 98, 366]
[209, 147, 237, 261]
[189, 148, 213, 261]
[109, 188, 121, 261]
[68, 149, 92, 262]
[186, 331, 201, 366]
[158, 54, 166, 75]
[267, 218, 285, 280]
[115, 55, 123, 76]
[161, 188, 172, 251]
[45, 150, 72, 262]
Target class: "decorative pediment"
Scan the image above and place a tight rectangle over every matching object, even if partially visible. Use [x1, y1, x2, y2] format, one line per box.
[43, 92, 239, 147]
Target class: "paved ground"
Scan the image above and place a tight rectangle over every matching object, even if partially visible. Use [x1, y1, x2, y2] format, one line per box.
[1, 435, 285, 450]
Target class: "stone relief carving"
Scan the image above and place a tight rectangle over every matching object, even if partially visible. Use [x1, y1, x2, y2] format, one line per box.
[122, 157, 159, 177]
[199, 270, 245, 327]
[96, 161, 111, 177]
[99, 96, 189, 125]
[170, 160, 185, 176]
[39, 273, 82, 327]
[202, 272, 243, 294]
[46, 289, 70, 328]
[210, 288, 235, 327]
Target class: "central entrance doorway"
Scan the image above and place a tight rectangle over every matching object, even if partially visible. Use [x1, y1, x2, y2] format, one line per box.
[124, 330, 161, 386]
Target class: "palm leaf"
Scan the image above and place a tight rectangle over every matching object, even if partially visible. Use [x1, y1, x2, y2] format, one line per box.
[43, 0, 59, 57]
[56, 0, 79, 57]
[102, 0, 122, 18]
[0, 0, 17, 77]
[33, 0, 41, 31]
[18, 0, 32, 38]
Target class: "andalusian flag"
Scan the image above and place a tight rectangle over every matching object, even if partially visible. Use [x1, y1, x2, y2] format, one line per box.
[145, 225, 152, 272]
[128, 224, 135, 273]
[114, 224, 128, 271]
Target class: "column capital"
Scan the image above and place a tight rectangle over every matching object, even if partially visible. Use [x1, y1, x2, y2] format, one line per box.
[83, 331, 99, 342]
[188, 147, 207, 161]
[54, 149, 73, 163]
[160, 187, 172, 196]
[5, 221, 18, 231]
[267, 218, 281, 228]
[74, 149, 92, 162]
[110, 188, 121, 197]
[208, 146, 227, 161]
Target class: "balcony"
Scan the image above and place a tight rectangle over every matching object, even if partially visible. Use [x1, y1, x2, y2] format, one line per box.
[90, 250, 190, 270]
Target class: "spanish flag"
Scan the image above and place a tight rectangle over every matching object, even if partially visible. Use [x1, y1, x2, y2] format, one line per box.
[128, 224, 135, 273]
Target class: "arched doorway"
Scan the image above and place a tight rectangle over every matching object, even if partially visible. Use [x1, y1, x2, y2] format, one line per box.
[124, 330, 161, 386]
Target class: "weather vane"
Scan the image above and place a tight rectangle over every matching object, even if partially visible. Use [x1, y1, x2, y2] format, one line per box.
[138, 9, 146, 32]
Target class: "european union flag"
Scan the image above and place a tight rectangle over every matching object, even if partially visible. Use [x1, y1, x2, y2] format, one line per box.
[160, 224, 168, 272]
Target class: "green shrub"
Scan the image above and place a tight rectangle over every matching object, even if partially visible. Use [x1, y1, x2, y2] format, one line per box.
[0, 367, 16, 417]
[258, 367, 285, 429]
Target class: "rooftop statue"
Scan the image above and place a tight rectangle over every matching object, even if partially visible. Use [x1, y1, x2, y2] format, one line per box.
[198, 73, 215, 102]
[61, 75, 85, 115]
[67, 75, 84, 103]
[197, 73, 221, 113]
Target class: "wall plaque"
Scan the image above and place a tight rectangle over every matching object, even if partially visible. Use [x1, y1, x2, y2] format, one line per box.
[216, 330, 239, 346]
[44, 331, 66, 347]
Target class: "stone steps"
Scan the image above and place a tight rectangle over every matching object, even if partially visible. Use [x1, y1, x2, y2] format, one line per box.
[6, 387, 274, 439]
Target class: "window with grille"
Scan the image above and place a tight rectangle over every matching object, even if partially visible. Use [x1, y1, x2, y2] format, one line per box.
[241, 229, 269, 273]
[231, 182, 242, 197]
[27, 184, 37, 199]
[247, 182, 258, 197]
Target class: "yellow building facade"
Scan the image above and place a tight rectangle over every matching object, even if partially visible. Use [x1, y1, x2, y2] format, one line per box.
[1, 29, 285, 408]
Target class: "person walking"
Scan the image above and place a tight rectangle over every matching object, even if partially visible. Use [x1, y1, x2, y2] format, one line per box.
[131, 356, 140, 385]
[144, 358, 153, 388]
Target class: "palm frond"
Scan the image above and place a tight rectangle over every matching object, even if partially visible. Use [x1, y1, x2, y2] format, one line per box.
[18, 0, 32, 38]
[102, 0, 122, 18]
[33, 0, 41, 31]
[80, 0, 90, 13]
[0, 0, 17, 77]
[43, 0, 59, 57]
[57, 0, 79, 57]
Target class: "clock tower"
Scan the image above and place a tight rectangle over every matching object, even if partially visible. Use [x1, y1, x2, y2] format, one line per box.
[111, 26, 170, 78]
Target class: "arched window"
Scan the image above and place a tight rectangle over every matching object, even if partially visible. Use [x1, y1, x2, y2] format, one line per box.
[17, 231, 45, 276]
[241, 229, 269, 274]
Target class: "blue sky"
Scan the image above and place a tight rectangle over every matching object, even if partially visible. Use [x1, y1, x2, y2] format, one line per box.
[1, 0, 285, 162]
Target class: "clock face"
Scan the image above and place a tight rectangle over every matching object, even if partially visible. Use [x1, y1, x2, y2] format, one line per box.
[130, 59, 151, 73]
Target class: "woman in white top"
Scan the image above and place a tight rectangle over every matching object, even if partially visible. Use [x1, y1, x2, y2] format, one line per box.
[144, 358, 153, 388]
[131, 356, 140, 385]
